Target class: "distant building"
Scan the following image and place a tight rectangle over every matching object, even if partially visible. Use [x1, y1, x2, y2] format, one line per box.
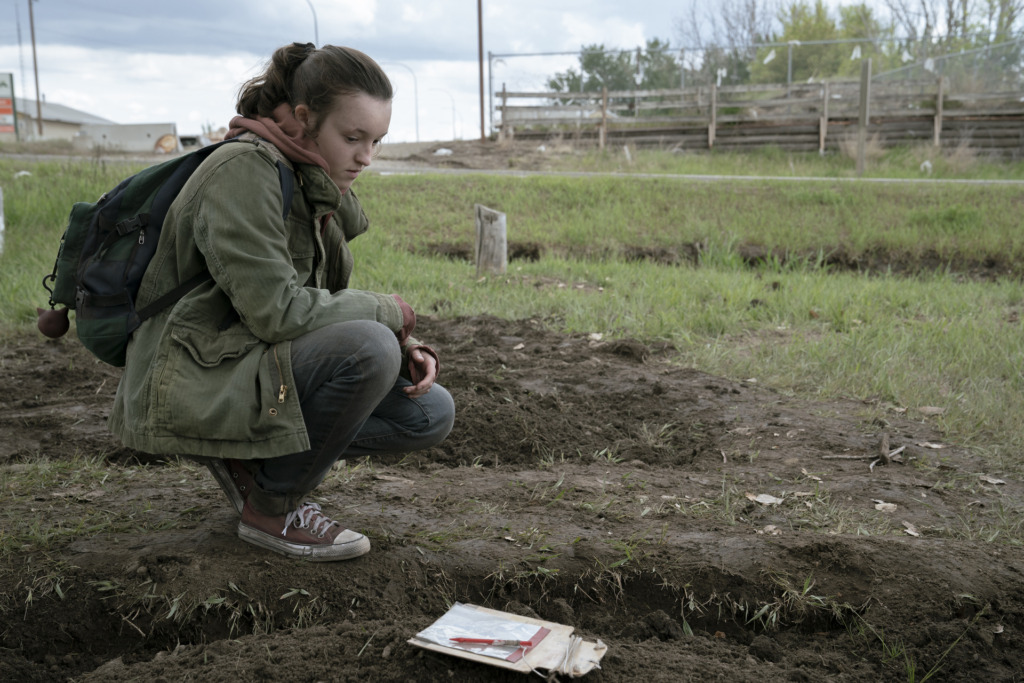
[7, 96, 180, 154]
[11, 96, 113, 141]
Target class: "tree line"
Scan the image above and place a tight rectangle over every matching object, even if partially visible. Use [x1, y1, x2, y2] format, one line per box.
[546, 0, 1023, 101]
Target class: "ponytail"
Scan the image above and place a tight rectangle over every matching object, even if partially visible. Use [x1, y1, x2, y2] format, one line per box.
[236, 42, 392, 127]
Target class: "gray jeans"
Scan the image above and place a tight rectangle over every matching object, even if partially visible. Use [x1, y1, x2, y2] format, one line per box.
[250, 320, 455, 514]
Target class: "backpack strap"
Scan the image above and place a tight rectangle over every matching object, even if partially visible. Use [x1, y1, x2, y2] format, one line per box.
[276, 161, 294, 220]
[136, 270, 211, 323]
[136, 142, 296, 324]
[231, 133, 296, 220]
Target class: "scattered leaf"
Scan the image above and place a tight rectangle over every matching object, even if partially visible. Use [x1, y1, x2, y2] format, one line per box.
[916, 442, 945, 449]
[757, 525, 782, 536]
[801, 468, 822, 482]
[980, 475, 1006, 485]
[588, 333, 603, 341]
[918, 406, 946, 416]
[373, 475, 414, 484]
[993, 624, 1004, 634]
[513, 342, 525, 350]
[873, 500, 897, 512]
[902, 521, 921, 537]
[746, 492, 784, 505]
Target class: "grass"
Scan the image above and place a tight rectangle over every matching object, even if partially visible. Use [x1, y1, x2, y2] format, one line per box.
[2, 150, 1023, 485]
[0, 453, 202, 558]
[541, 141, 1024, 181]
[355, 172, 1024, 264]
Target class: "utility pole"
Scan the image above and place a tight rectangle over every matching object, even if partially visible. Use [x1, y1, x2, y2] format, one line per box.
[28, 0, 42, 137]
[477, 0, 485, 141]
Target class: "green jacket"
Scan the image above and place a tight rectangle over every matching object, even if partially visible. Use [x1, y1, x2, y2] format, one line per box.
[109, 139, 405, 459]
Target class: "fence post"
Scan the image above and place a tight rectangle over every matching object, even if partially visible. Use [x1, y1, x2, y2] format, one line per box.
[933, 76, 944, 148]
[498, 83, 510, 142]
[708, 81, 717, 150]
[856, 58, 872, 177]
[819, 82, 830, 155]
[0, 186, 5, 256]
[475, 204, 507, 277]
[600, 86, 608, 151]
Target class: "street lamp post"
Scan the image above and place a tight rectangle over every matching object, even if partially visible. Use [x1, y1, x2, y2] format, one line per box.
[382, 62, 419, 142]
[303, 0, 318, 46]
[28, 0, 42, 137]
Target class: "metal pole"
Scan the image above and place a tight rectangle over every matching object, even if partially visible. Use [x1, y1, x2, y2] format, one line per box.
[383, 62, 419, 142]
[487, 51, 494, 135]
[28, 0, 42, 137]
[477, 0, 485, 140]
[856, 58, 872, 177]
[787, 42, 793, 93]
[303, 0, 318, 46]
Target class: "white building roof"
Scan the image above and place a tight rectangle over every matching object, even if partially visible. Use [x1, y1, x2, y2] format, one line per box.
[14, 97, 113, 125]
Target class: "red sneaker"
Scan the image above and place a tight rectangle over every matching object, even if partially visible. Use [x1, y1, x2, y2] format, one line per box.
[237, 500, 370, 562]
[205, 458, 255, 515]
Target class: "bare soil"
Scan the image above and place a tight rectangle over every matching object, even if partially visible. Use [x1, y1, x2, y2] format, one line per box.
[2, 144, 1023, 681]
[3, 312, 1023, 682]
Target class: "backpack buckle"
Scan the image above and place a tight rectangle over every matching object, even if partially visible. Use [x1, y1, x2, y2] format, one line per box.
[116, 214, 149, 236]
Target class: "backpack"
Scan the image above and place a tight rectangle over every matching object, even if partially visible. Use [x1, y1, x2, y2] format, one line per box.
[39, 138, 295, 367]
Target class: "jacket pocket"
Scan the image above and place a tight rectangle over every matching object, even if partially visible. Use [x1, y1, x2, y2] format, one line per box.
[161, 327, 268, 440]
[170, 324, 261, 367]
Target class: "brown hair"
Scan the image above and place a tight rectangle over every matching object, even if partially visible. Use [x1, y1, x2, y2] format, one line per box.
[236, 42, 392, 129]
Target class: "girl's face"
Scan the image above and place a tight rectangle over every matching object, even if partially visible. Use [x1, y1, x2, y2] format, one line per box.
[295, 92, 392, 194]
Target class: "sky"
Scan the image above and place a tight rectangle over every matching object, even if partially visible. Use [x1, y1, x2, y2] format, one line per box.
[0, 0, 688, 143]
[0, 0, 878, 144]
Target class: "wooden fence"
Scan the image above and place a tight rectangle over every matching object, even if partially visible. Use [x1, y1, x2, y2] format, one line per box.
[496, 77, 1024, 157]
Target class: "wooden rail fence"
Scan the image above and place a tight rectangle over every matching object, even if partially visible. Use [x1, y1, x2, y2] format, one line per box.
[496, 76, 1024, 157]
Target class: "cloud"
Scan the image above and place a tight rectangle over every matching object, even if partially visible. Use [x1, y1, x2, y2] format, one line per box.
[559, 14, 648, 51]
[1, 0, 684, 141]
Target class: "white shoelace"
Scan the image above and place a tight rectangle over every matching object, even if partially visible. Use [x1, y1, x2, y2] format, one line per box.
[282, 502, 339, 538]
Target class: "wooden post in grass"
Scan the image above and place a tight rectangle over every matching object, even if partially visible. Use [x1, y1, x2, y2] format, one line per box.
[0, 187, 5, 256]
[856, 58, 872, 177]
[599, 87, 608, 151]
[475, 204, 506, 276]
[498, 84, 510, 143]
[708, 81, 717, 150]
[819, 82, 830, 155]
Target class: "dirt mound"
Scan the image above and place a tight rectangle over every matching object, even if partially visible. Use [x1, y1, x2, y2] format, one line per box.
[2, 315, 1022, 681]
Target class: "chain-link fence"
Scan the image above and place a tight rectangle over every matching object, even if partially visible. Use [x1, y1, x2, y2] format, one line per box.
[487, 35, 1024, 131]
[874, 37, 1024, 92]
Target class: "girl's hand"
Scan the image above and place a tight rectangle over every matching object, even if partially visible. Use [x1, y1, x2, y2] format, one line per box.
[404, 346, 438, 397]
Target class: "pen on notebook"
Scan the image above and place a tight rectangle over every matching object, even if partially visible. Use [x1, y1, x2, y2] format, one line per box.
[450, 637, 533, 647]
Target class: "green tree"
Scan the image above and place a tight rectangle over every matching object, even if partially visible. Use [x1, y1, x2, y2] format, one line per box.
[547, 39, 682, 111]
[641, 39, 684, 89]
[750, 0, 843, 83]
[833, 3, 894, 77]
